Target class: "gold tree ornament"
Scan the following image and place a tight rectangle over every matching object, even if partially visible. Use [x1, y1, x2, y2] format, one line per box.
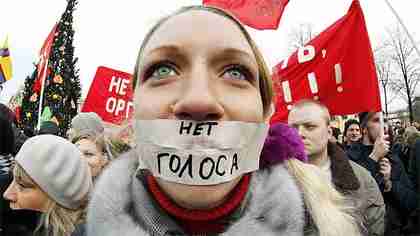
[53, 75, 63, 84]
[30, 93, 38, 102]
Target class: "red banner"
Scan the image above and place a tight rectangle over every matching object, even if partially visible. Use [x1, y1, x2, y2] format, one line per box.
[203, 0, 289, 30]
[82, 66, 134, 125]
[271, 0, 381, 123]
[36, 24, 57, 88]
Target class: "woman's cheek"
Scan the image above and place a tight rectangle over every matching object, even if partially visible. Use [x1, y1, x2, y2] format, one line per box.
[134, 89, 176, 120]
[219, 90, 264, 122]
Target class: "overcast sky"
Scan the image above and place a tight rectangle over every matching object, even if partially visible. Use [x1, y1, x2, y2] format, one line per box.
[1, 0, 419, 112]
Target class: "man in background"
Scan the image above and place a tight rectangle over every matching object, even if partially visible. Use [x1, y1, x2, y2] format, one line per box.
[288, 100, 385, 235]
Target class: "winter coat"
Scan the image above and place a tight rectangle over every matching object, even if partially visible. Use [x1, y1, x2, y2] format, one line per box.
[407, 139, 420, 194]
[330, 143, 385, 236]
[87, 152, 306, 236]
[347, 143, 417, 235]
[400, 138, 420, 235]
[71, 223, 86, 236]
[0, 154, 13, 176]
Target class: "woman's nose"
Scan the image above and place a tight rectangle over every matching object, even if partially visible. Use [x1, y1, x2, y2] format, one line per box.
[173, 72, 224, 121]
[3, 181, 17, 201]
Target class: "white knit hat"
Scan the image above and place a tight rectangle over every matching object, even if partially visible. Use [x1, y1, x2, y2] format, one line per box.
[15, 135, 92, 209]
[70, 112, 104, 141]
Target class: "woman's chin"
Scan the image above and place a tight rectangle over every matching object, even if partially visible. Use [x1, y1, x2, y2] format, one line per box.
[157, 177, 242, 209]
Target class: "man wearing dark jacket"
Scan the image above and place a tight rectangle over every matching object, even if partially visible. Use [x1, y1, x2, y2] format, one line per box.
[347, 112, 417, 235]
[288, 100, 385, 235]
[399, 126, 420, 235]
[0, 103, 28, 156]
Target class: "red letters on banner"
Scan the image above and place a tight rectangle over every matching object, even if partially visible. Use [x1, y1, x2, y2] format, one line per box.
[82, 66, 134, 124]
[270, 0, 381, 123]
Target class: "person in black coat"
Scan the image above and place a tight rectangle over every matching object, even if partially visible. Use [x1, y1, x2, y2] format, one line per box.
[0, 103, 28, 156]
[0, 104, 38, 236]
[398, 126, 420, 235]
[347, 112, 417, 236]
[0, 115, 15, 233]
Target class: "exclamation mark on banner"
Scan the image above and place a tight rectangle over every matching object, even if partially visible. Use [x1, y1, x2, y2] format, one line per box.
[282, 81, 293, 110]
[335, 64, 343, 92]
[307, 72, 319, 100]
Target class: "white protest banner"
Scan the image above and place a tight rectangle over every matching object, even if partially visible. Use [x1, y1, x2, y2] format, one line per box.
[134, 119, 268, 185]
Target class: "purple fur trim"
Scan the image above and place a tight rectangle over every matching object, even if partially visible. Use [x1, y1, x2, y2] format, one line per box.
[260, 123, 308, 169]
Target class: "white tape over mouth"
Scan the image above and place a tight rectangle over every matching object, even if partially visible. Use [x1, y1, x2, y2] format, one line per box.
[134, 119, 269, 185]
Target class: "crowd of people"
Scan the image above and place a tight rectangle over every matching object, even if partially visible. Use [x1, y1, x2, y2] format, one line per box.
[0, 5, 419, 236]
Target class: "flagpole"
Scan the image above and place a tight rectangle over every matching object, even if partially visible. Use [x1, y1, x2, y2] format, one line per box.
[36, 59, 49, 131]
[384, 0, 420, 58]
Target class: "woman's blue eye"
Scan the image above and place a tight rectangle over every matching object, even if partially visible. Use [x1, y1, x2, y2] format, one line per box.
[222, 67, 248, 81]
[151, 65, 176, 79]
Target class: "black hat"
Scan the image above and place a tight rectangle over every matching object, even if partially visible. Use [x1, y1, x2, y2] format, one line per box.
[38, 121, 60, 136]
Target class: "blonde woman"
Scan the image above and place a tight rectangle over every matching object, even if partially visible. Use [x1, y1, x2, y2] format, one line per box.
[3, 135, 92, 236]
[70, 112, 131, 179]
[87, 5, 361, 236]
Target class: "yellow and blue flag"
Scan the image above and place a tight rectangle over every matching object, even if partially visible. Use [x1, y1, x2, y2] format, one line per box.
[0, 36, 13, 83]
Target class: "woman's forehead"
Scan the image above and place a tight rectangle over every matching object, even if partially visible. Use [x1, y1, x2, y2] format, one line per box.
[142, 10, 255, 59]
[76, 138, 97, 148]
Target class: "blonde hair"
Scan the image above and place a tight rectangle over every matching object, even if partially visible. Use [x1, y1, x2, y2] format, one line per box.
[72, 133, 124, 161]
[14, 164, 87, 236]
[286, 159, 361, 235]
[132, 6, 360, 235]
[404, 126, 420, 147]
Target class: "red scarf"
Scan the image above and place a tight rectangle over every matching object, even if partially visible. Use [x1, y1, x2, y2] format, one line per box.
[147, 174, 250, 234]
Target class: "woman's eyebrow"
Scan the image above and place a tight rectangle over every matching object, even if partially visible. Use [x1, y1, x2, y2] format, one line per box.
[147, 45, 182, 55]
[217, 48, 254, 60]
[210, 48, 257, 67]
[143, 45, 189, 65]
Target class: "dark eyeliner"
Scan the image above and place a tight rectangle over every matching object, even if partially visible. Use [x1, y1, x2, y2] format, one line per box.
[223, 64, 255, 81]
[143, 60, 177, 82]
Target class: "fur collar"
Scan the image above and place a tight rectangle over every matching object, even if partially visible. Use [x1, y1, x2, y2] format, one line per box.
[87, 152, 305, 236]
[328, 142, 360, 191]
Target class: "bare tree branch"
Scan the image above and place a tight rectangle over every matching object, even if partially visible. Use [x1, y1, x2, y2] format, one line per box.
[384, 25, 420, 122]
[287, 23, 315, 52]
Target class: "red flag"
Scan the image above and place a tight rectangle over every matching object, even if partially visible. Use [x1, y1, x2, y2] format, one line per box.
[82, 66, 134, 125]
[35, 24, 57, 90]
[203, 0, 289, 30]
[271, 0, 381, 123]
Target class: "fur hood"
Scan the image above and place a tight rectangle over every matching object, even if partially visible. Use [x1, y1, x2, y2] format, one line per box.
[87, 152, 305, 236]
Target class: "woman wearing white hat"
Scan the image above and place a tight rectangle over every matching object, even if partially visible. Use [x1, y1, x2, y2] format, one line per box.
[3, 135, 92, 236]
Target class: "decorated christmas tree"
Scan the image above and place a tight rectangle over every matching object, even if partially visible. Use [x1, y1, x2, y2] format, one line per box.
[20, 66, 39, 133]
[20, 0, 81, 137]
